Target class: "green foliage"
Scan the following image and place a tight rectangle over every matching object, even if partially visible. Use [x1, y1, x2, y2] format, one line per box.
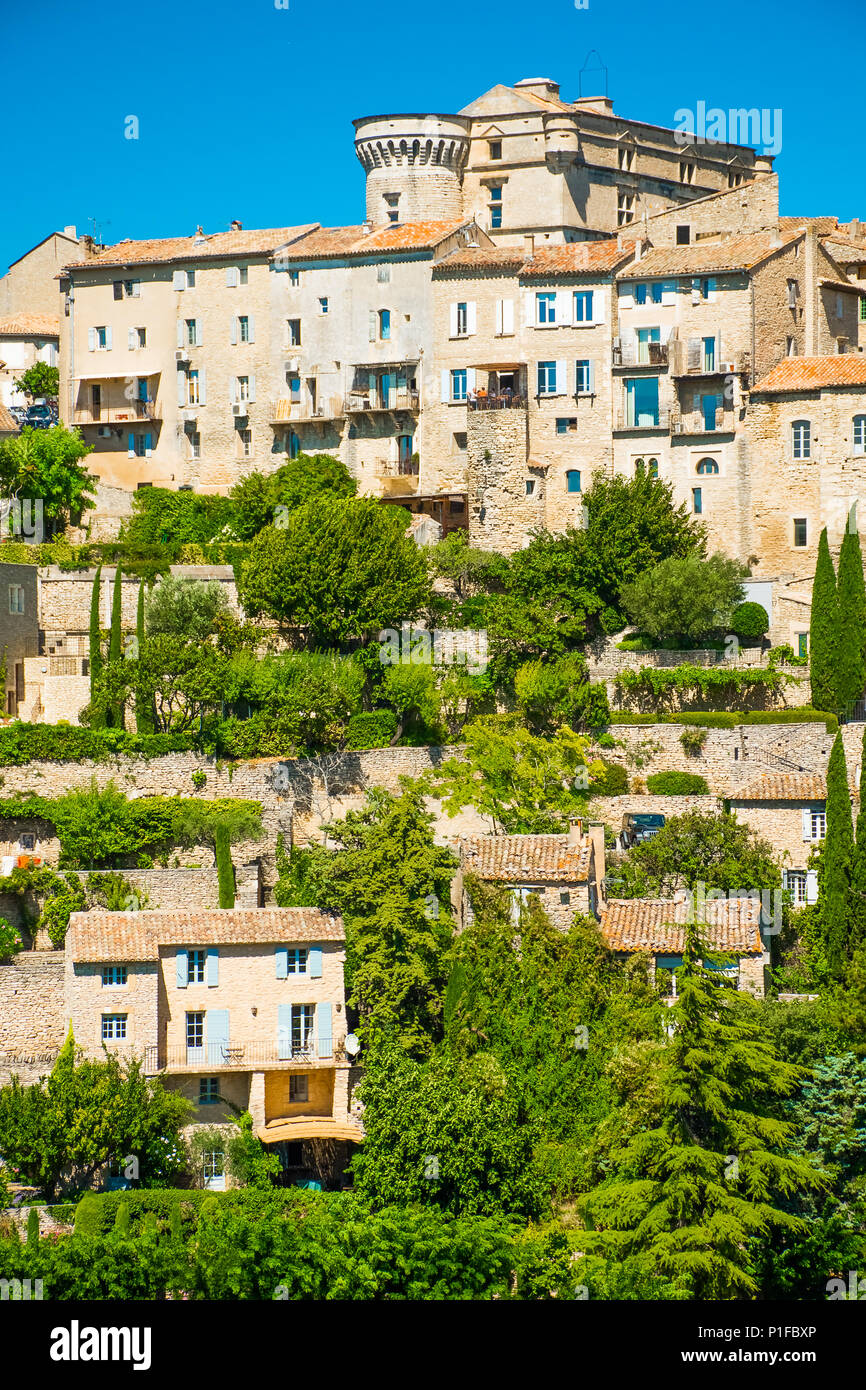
[13, 361, 59, 399]
[217, 650, 367, 757]
[0, 425, 95, 536]
[134, 579, 153, 735]
[614, 662, 789, 712]
[589, 760, 629, 796]
[645, 771, 710, 795]
[817, 731, 855, 981]
[0, 722, 197, 766]
[191, 769, 207, 791]
[123, 487, 237, 546]
[26, 1207, 39, 1247]
[679, 725, 709, 755]
[426, 530, 509, 601]
[225, 1112, 281, 1188]
[237, 496, 431, 646]
[85, 872, 147, 913]
[835, 519, 866, 719]
[514, 653, 610, 733]
[0, 915, 23, 957]
[810, 527, 839, 713]
[145, 576, 231, 642]
[616, 808, 780, 898]
[377, 661, 441, 743]
[344, 710, 398, 749]
[106, 564, 123, 728]
[608, 709, 837, 729]
[215, 821, 234, 907]
[730, 601, 770, 641]
[621, 552, 746, 645]
[228, 453, 357, 538]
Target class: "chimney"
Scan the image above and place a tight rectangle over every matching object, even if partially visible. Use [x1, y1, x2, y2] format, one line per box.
[804, 225, 820, 356]
[523, 233, 535, 257]
[568, 816, 584, 844]
[230, 219, 243, 231]
[588, 822, 607, 913]
[63, 224, 77, 239]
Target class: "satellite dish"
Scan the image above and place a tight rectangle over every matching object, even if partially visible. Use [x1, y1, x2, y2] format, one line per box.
[345, 1034, 361, 1058]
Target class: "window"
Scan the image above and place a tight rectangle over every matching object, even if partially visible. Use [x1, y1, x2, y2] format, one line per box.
[186, 270, 196, 288]
[237, 375, 250, 402]
[449, 498, 465, 515]
[784, 870, 807, 906]
[556, 417, 577, 434]
[797, 632, 808, 659]
[377, 264, 391, 284]
[379, 308, 391, 340]
[186, 1012, 204, 1049]
[810, 811, 827, 841]
[525, 479, 537, 496]
[239, 428, 253, 457]
[189, 431, 201, 459]
[289, 431, 300, 459]
[575, 359, 592, 392]
[679, 161, 695, 184]
[199, 1078, 220, 1106]
[19, 833, 34, 851]
[125, 279, 140, 298]
[676, 225, 691, 245]
[836, 293, 844, 320]
[101, 1014, 127, 1041]
[451, 369, 467, 402]
[617, 192, 635, 226]
[566, 470, 581, 493]
[135, 327, 146, 348]
[559, 890, 571, 904]
[646, 457, 659, 478]
[702, 336, 716, 372]
[537, 361, 557, 395]
[786, 335, 797, 357]
[637, 327, 661, 363]
[186, 318, 198, 347]
[287, 318, 301, 346]
[618, 144, 634, 171]
[692, 487, 702, 514]
[634, 283, 647, 306]
[238, 315, 250, 343]
[792, 420, 811, 459]
[453, 431, 467, 452]
[318, 297, 328, 315]
[696, 458, 719, 474]
[489, 139, 502, 160]
[650, 282, 663, 305]
[291, 1004, 315, 1055]
[624, 376, 659, 427]
[203, 1151, 225, 1189]
[728, 169, 744, 188]
[286, 948, 308, 974]
[854, 415, 866, 455]
[860, 296, 866, 323]
[239, 266, 248, 285]
[187, 370, 200, 406]
[102, 966, 127, 987]
[787, 279, 799, 309]
[488, 185, 503, 229]
[188, 948, 206, 984]
[793, 517, 808, 547]
[131, 433, 149, 458]
[96, 326, 108, 349]
[8, 585, 24, 614]
[289, 270, 300, 287]
[699, 277, 715, 300]
[289, 1075, 309, 1103]
[536, 292, 556, 325]
[573, 290, 593, 322]
[456, 302, 468, 336]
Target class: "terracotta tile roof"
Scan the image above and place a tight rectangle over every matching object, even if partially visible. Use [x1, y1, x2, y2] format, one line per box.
[433, 247, 526, 273]
[0, 313, 60, 337]
[821, 236, 866, 267]
[284, 220, 472, 259]
[752, 356, 866, 393]
[458, 833, 591, 882]
[66, 907, 344, 962]
[730, 773, 828, 801]
[617, 230, 801, 280]
[0, 404, 19, 434]
[62, 225, 319, 271]
[600, 897, 764, 954]
[522, 239, 636, 277]
[780, 216, 839, 234]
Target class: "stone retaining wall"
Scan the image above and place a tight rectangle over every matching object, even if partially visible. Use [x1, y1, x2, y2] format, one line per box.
[0, 953, 66, 1085]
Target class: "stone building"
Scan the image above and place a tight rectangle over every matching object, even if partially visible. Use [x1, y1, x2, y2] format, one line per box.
[727, 772, 845, 908]
[0, 227, 92, 319]
[0, 562, 39, 717]
[599, 894, 769, 996]
[0, 313, 60, 410]
[64, 906, 362, 1188]
[451, 819, 606, 930]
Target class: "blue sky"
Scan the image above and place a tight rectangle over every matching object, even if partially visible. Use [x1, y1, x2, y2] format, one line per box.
[3, 0, 861, 272]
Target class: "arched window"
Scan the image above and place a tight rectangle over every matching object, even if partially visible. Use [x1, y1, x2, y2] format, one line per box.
[696, 458, 719, 474]
[634, 456, 644, 471]
[854, 415, 866, 456]
[566, 470, 581, 493]
[792, 420, 811, 460]
[647, 457, 658, 479]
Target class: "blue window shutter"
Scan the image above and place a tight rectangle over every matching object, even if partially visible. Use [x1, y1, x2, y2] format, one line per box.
[206, 1009, 230, 1065]
[176, 949, 188, 989]
[127, 433, 135, 459]
[317, 1003, 333, 1059]
[206, 947, 219, 987]
[144, 433, 152, 457]
[277, 1003, 291, 1060]
[275, 946, 288, 979]
[308, 946, 322, 978]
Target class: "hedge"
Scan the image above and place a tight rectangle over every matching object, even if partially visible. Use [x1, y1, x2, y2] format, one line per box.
[589, 760, 629, 796]
[344, 710, 398, 749]
[646, 771, 710, 795]
[607, 708, 837, 732]
[0, 723, 198, 766]
[71, 1187, 306, 1236]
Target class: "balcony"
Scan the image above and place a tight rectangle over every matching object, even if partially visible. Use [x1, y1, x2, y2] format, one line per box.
[671, 346, 750, 378]
[143, 1039, 347, 1073]
[269, 395, 345, 424]
[670, 408, 735, 435]
[468, 393, 528, 410]
[344, 389, 420, 414]
[74, 400, 159, 424]
[614, 409, 671, 432]
[613, 342, 669, 368]
[375, 456, 419, 478]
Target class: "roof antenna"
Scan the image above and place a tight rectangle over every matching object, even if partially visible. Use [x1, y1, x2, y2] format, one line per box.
[578, 50, 608, 98]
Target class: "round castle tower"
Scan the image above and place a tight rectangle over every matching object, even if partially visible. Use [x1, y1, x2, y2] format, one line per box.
[353, 113, 472, 225]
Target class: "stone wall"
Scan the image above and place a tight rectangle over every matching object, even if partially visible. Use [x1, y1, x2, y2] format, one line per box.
[642, 175, 779, 248]
[38, 564, 240, 636]
[588, 792, 723, 834]
[0, 953, 66, 1085]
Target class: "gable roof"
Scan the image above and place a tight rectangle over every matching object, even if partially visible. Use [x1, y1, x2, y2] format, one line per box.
[0, 313, 60, 338]
[0, 404, 19, 434]
[731, 773, 828, 801]
[66, 907, 344, 962]
[600, 897, 764, 954]
[522, 239, 637, 277]
[433, 247, 526, 274]
[282, 219, 474, 260]
[458, 833, 591, 882]
[617, 229, 800, 281]
[752, 356, 866, 393]
[62, 225, 319, 272]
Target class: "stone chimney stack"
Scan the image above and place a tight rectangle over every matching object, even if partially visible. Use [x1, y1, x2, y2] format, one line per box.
[804, 224, 820, 356]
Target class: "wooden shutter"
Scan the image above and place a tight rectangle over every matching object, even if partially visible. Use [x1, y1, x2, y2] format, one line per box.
[466, 301, 477, 335]
[440, 369, 450, 402]
[127, 433, 135, 459]
[128, 328, 137, 350]
[206, 947, 219, 987]
[196, 318, 203, 346]
[369, 310, 378, 342]
[206, 1009, 229, 1065]
[229, 376, 237, 404]
[501, 298, 514, 334]
[555, 359, 567, 394]
[173, 269, 185, 291]
[144, 433, 152, 458]
[275, 947, 288, 979]
[687, 338, 701, 371]
[113, 281, 123, 300]
[317, 1002, 333, 1059]
[88, 328, 96, 352]
[495, 299, 503, 335]
[802, 809, 812, 841]
[277, 1003, 291, 1060]
[449, 303, 459, 337]
[248, 315, 255, 343]
[177, 370, 186, 406]
[592, 289, 604, 324]
[466, 367, 477, 392]
[176, 320, 184, 348]
[198, 367, 207, 405]
[248, 373, 256, 404]
[556, 290, 571, 324]
[226, 266, 238, 287]
[308, 946, 323, 978]
[105, 327, 113, 349]
[230, 317, 238, 345]
[587, 359, 595, 393]
[806, 869, 818, 903]
[176, 949, 188, 989]
[522, 290, 534, 327]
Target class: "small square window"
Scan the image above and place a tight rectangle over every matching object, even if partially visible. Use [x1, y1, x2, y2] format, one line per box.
[525, 478, 537, 496]
[676, 225, 690, 245]
[489, 139, 502, 160]
[101, 1014, 127, 1041]
[289, 1075, 309, 1103]
[318, 297, 329, 315]
[199, 1078, 220, 1106]
[559, 890, 571, 905]
[102, 965, 128, 987]
[289, 270, 300, 287]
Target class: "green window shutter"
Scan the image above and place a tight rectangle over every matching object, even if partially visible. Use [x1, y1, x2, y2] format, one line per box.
[277, 1004, 291, 1060]
[176, 949, 188, 989]
[275, 946, 288, 979]
[317, 1003, 333, 1059]
[308, 947, 322, 978]
[206, 947, 219, 987]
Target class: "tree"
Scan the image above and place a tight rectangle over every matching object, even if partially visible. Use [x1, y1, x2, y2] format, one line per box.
[620, 552, 747, 646]
[106, 564, 124, 728]
[237, 496, 431, 647]
[0, 425, 95, 536]
[581, 921, 822, 1299]
[810, 527, 839, 712]
[730, 601, 770, 642]
[13, 362, 59, 399]
[426, 530, 509, 602]
[228, 452, 357, 539]
[425, 715, 596, 834]
[835, 517, 866, 719]
[134, 580, 153, 735]
[174, 799, 264, 906]
[818, 731, 855, 980]
[614, 808, 780, 898]
[145, 576, 231, 642]
[850, 726, 866, 960]
[513, 652, 610, 733]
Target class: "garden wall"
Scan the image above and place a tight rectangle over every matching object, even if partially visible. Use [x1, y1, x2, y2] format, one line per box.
[0, 952, 66, 1085]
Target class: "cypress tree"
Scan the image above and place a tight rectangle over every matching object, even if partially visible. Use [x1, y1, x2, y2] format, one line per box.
[26, 1206, 39, 1247]
[818, 731, 855, 980]
[107, 565, 123, 728]
[849, 726, 866, 958]
[809, 528, 839, 713]
[836, 515, 866, 720]
[134, 579, 153, 735]
[215, 821, 235, 908]
[88, 564, 104, 727]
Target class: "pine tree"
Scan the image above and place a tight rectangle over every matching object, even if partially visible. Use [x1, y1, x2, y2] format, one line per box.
[581, 922, 821, 1298]
[834, 516, 866, 719]
[107, 564, 124, 728]
[819, 731, 855, 979]
[88, 565, 104, 728]
[134, 579, 153, 735]
[809, 528, 839, 712]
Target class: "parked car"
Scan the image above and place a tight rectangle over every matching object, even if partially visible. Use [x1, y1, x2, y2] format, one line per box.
[620, 812, 666, 852]
[22, 402, 55, 429]
[8, 405, 27, 427]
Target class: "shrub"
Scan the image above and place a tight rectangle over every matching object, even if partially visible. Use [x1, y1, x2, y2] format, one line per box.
[645, 771, 710, 795]
[590, 760, 629, 796]
[0, 916, 23, 958]
[344, 710, 398, 749]
[730, 601, 769, 641]
[0, 723, 197, 767]
[679, 726, 708, 756]
[191, 770, 207, 791]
